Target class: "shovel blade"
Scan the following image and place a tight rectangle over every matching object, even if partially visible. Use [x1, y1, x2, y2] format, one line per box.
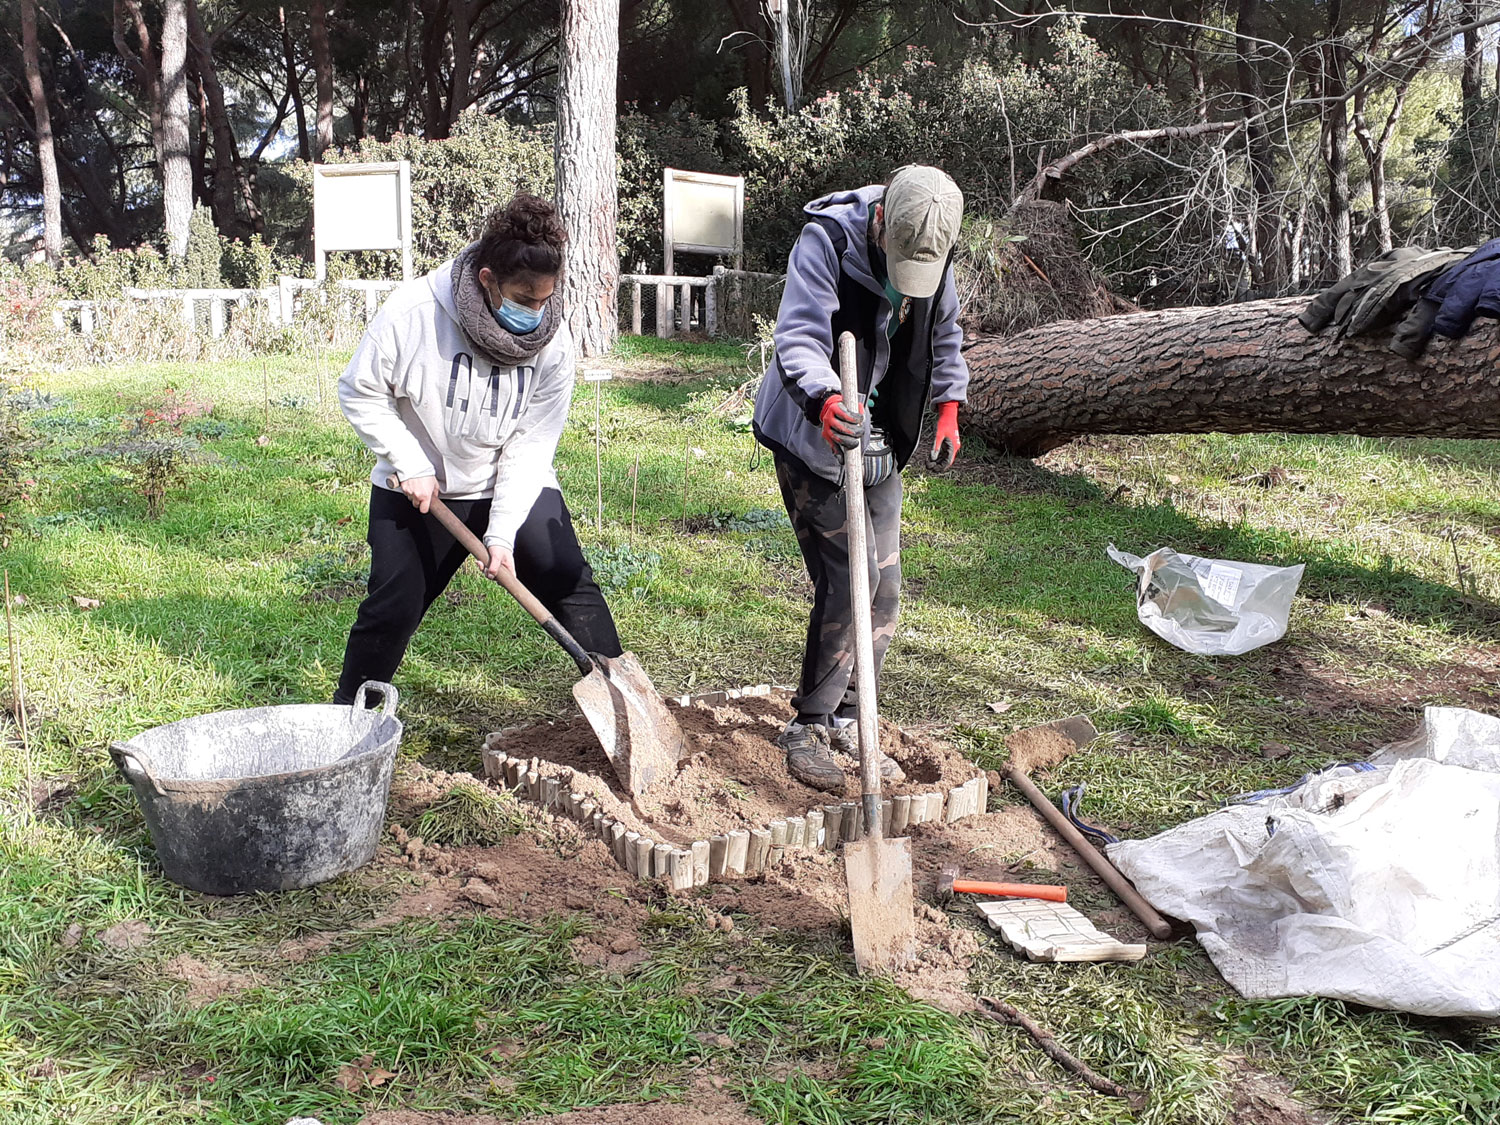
[571, 651, 686, 798]
[844, 835, 917, 973]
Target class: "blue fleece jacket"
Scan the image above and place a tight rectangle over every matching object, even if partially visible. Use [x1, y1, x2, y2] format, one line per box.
[752, 186, 969, 484]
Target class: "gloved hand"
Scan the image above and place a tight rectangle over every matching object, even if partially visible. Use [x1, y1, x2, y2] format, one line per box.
[929, 401, 961, 471]
[819, 393, 863, 452]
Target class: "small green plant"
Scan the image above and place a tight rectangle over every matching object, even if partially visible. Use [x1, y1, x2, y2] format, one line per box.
[706, 507, 785, 533]
[291, 544, 369, 601]
[411, 782, 526, 846]
[586, 542, 661, 596]
[95, 387, 212, 519]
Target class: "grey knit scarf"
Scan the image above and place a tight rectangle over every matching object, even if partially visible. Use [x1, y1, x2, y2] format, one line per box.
[450, 241, 564, 363]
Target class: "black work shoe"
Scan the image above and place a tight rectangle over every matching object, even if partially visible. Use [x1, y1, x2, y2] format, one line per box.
[828, 722, 906, 782]
[778, 722, 847, 792]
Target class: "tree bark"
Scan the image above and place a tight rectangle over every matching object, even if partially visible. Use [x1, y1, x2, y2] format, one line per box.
[963, 299, 1500, 456]
[310, 0, 336, 157]
[1235, 0, 1283, 290]
[556, 0, 620, 357]
[20, 0, 62, 263]
[160, 0, 193, 257]
[1319, 1, 1353, 278]
[113, 0, 164, 166]
[281, 6, 311, 161]
[186, 0, 258, 236]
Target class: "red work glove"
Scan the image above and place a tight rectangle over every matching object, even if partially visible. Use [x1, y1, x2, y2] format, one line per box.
[819, 393, 863, 452]
[930, 401, 961, 471]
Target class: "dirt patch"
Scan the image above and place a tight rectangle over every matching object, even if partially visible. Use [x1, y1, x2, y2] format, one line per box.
[485, 693, 982, 845]
[97, 920, 152, 950]
[164, 954, 257, 1007]
[360, 1076, 764, 1125]
[1227, 1060, 1330, 1125]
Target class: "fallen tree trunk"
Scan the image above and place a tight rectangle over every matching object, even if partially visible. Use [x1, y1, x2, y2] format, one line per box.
[964, 297, 1500, 457]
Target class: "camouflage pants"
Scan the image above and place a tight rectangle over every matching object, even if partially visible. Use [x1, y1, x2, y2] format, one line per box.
[774, 455, 902, 728]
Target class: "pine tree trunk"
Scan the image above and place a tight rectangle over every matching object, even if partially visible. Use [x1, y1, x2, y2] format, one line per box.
[186, 0, 256, 237]
[963, 299, 1500, 456]
[281, 6, 311, 161]
[20, 0, 62, 263]
[160, 0, 193, 257]
[310, 0, 335, 157]
[556, 0, 620, 357]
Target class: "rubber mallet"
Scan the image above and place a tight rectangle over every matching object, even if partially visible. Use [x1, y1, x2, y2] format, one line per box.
[936, 865, 1068, 905]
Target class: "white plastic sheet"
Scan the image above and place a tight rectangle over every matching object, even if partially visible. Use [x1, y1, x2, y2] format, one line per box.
[1107, 545, 1304, 656]
[1108, 707, 1500, 1018]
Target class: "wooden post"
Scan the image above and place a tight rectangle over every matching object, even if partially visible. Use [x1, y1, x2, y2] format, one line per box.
[679, 282, 692, 333]
[631, 281, 642, 335]
[624, 831, 642, 875]
[946, 786, 966, 824]
[210, 297, 225, 338]
[671, 849, 694, 890]
[726, 829, 750, 874]
[656, 282, 670, 337]
[709, 834, 728, 877]
[785, 816, 805, 850]
[805, 809, 824, 850]
[822, 805, 843, 851]
[746, 828, 771, 874]
[880, 798, 893, 837]
[691, 840, 710, 885]
[840, 801, 860, 843]
[767, 820, 787, 867]
[892, 795, 911, 834]
[540, 777, 559, 810]
[653, 841, 674, 879]
[704, 273, 718, 337]
[610, 823, 627, 863]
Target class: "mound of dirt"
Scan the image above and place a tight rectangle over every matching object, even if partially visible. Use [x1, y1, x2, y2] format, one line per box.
[485, 693, 982, 846]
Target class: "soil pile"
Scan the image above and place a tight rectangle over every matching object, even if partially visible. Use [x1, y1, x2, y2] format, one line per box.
[485, 692, 983, 846]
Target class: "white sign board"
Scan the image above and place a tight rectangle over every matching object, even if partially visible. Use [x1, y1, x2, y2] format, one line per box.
[663, 167, 743, 274]
[313, 161, 413, 281]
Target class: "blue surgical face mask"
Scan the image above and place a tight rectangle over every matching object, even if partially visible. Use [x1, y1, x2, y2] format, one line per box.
[493, 295, 544, 334]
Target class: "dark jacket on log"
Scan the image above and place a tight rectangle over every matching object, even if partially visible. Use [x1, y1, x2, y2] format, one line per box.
[1430, 237, 1500, 339]
[752, 186, 968, 484]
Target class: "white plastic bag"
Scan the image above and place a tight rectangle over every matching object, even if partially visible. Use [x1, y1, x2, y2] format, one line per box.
[1107, 544, 1303, 656]
[1108, 707, 1500, 1018]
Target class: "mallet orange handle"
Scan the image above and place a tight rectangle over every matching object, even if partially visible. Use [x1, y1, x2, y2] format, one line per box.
[952, 879, 1068, 903]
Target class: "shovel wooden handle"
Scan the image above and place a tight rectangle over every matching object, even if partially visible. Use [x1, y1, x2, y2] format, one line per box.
[837, 332, 884, 839]
[1004, 763, 1175, 940]
[952, 879, 1068, 903]
[388, 478, 593, 677]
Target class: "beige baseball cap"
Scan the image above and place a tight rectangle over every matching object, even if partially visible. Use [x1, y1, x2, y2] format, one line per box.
[883, 165, 964, 299]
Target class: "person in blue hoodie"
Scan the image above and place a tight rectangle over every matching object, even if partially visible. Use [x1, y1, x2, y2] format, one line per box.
[752, 166, 968, 791]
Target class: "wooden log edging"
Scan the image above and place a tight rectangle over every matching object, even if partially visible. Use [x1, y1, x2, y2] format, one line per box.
[477, 685, 991, 891]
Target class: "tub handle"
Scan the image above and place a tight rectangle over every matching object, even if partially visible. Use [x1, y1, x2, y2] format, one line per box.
[110, 741, 167, 797]
[353, 681, 399, 720]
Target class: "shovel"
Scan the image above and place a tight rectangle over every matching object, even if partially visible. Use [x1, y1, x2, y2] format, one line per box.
[395, 479, 685, 797]
[835, 332, 917, 973]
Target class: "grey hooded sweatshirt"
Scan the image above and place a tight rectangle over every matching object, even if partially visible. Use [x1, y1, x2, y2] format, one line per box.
[752, 185, 968, 484]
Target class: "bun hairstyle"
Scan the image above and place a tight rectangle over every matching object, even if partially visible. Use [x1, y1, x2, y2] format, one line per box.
[475, 194, 567, 281]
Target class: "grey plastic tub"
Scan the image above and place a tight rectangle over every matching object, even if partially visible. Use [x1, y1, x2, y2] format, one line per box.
[110, 681, 402, 896]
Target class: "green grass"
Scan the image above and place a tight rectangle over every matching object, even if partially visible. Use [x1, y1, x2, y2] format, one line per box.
[4, 342, 1500, 1122]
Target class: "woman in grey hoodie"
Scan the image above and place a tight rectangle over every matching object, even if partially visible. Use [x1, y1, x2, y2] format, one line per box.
[333, 195, 619, 705]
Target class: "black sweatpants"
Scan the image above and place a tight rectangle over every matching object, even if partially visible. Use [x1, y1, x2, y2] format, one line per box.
[335, 485, 621, 704]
